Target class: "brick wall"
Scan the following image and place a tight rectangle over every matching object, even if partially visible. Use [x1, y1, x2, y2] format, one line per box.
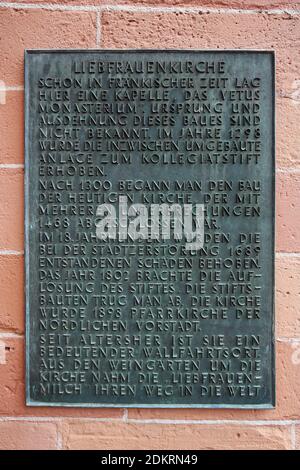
[0, 0, 299, 450]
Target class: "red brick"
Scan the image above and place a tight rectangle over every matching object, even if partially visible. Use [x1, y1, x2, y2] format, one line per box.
[129, 0, 299, 6]
[0, 91, 24, 164]
[134, 0, 299, 6]
[277, 95, 300, 168]
[0, 8, 97, 86]
[0, 2, 298, 449]
[275, 341, 300, 419]
[0, 255, 24, 333]
[2, 1, 300, 8]
[276, 172, 300, 252]
[0, 420, 57, 450]
[0, 337, 122, 418]
[62, 420, 292, 450]
[102, 11, 299, 95]
[276, 256, 300, 338]
[0, 169, 24, 251]
[102, 11, 299, 49]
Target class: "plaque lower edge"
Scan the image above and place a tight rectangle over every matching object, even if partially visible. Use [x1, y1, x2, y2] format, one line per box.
[26, 400, 275, 409]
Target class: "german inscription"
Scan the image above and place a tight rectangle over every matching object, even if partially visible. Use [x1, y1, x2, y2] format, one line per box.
[25, 51, 275, 407]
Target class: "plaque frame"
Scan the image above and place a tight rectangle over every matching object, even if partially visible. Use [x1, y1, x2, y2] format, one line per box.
[25, 49, 276, 408]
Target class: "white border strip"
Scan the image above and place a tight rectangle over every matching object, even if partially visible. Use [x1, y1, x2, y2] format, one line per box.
[0, 249, 24, 255]
[0, 2, 299, 15]
[0, 416, 299, 425]
[0, 164, 24, 169]
[276, 252, 300, 258]
[0, 332, 23, 339]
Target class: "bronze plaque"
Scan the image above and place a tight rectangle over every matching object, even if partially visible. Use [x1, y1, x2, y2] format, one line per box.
[25, 50, 275, 407]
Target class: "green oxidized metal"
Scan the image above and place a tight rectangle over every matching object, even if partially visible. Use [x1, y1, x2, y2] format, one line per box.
[25, 50, 275, 408]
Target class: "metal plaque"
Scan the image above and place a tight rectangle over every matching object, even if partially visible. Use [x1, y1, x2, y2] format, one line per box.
[25, 50, 275, 408]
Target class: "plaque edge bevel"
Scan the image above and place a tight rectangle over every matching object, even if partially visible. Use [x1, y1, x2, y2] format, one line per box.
[25, 399, 275, 409]
[271, 51, 276, 409]
[24, 49, 276, 409]
[24, 48, 276, 55]
[24, 49, 32, 409]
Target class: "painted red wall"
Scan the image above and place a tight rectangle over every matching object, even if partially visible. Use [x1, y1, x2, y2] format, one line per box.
[0, 0, 299, 450]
